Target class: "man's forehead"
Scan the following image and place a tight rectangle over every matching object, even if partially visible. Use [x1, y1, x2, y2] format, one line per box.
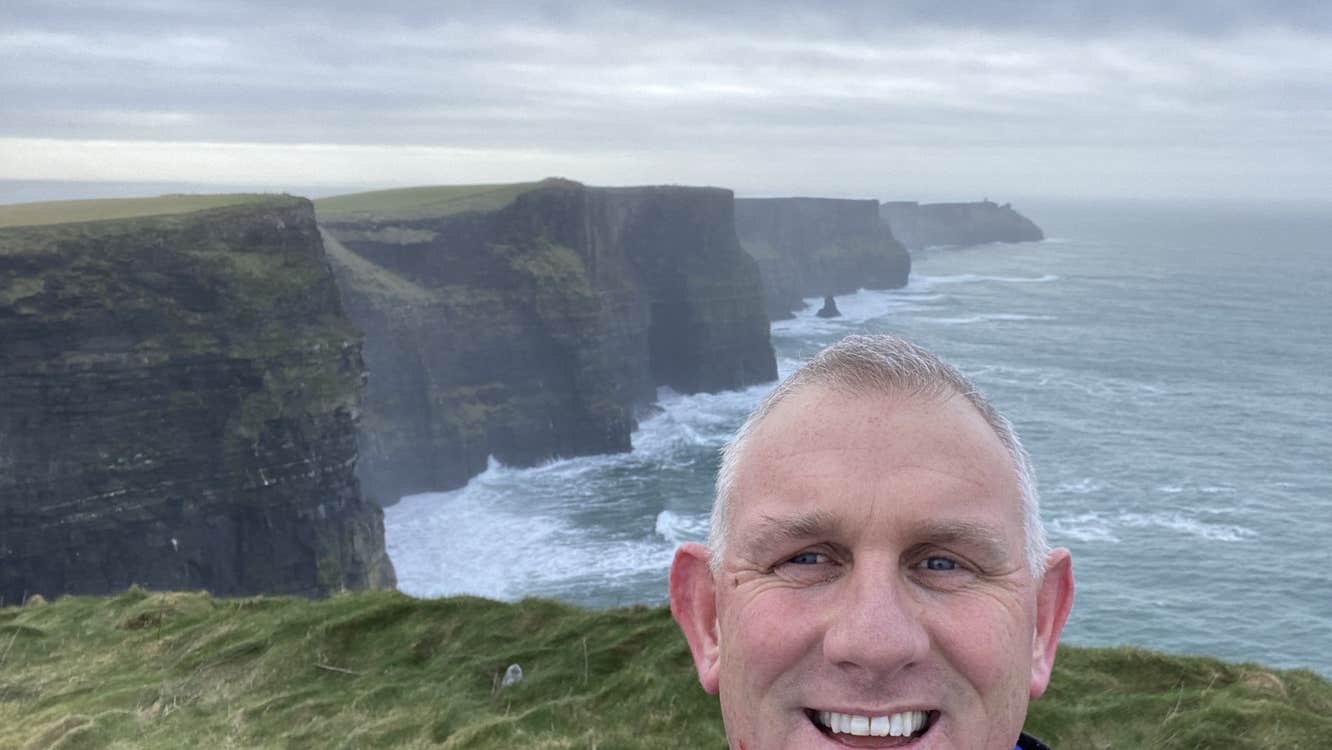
[725, 385, 1026, 550]
[737, 386, 1015, 483]
[750, 384, 984, 448]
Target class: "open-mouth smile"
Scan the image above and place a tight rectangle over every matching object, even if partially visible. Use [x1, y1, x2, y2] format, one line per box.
[807, 708, 937, 746]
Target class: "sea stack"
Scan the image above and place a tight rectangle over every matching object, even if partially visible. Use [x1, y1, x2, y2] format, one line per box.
[0, 194, 396, 602]
[816, 295, 841, 318]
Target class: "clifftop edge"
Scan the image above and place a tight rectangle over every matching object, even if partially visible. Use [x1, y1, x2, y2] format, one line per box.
[0, 193, 289, 230]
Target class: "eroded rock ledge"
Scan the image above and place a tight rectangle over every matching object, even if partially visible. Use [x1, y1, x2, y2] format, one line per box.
[317, 179, 776, 502]
[0, 195, 396, 602]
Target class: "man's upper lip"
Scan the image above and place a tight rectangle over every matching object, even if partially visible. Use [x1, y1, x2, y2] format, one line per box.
[807, 705, 935, 715]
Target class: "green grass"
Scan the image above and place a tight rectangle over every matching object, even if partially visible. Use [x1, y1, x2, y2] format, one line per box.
[0, 194, 273, 229]
[313, 179, 578, 222]
[1, 591, 1328, 749]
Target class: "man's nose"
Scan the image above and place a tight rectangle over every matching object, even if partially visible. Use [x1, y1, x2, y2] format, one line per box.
[820, 560, 930, 676]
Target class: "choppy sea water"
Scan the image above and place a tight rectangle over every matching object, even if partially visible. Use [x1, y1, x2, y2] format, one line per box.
[386, 199, 1332, 676]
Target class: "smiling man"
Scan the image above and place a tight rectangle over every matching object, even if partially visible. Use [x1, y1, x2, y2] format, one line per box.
[670, 334, 1075, 749]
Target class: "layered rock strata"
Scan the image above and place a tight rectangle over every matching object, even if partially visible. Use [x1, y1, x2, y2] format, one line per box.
[879, 200, 1044, 250]
[0, 195, 396, 602]
[317, 179, 776, 502]
[734, 198, 911, 320]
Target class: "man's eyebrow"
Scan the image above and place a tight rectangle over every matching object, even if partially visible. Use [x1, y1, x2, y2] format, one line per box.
[737, 510, 844, 560]
[737, 513, 1015, 561]
[909, 518, 1013, 561]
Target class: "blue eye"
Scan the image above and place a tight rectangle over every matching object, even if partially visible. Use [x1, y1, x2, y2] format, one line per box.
[923, 557, 958, 571]
[788, 552, 829, 565]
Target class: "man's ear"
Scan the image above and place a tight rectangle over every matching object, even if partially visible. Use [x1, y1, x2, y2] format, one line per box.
[669, 542, 722, 694]
[1030, 547, 1075, 699]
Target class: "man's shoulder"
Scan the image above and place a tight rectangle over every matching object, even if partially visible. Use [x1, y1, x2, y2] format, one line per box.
[1018, 732, 1052, 750]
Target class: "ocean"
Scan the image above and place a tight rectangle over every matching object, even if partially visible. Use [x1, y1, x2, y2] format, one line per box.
[384, 198, 1332, 677]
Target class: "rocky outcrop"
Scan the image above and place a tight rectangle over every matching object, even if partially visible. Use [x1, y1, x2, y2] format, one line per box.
[879, 200, 1044, 251]
[816, 295, 841, 319]
[734, 198, 910, 320]
[316, 179, 776, 502]
[0, 195, 396, 603]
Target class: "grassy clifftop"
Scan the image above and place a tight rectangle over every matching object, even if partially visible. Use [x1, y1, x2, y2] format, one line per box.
[1, 591, 1328, 749]
[0, 194, 274, 229]
[313, 179, 580, 222]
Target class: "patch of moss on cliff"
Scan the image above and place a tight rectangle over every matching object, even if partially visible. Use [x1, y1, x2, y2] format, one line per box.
[230, 324, 363, 443]
[2, 196, 338, 362]
[2, 198, 364, 443]
[503, 238, 599, 324]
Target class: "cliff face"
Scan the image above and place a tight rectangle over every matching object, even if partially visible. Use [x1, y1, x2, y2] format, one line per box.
[0, 195, 396, 603]
[594, 186, 775, 394]
[317, 180, 776, 502]
[734, 198, 911, 320]
[879, 200, 1044, 251]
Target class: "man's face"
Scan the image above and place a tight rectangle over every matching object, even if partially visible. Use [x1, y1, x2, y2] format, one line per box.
[670, 387, 1073, 750]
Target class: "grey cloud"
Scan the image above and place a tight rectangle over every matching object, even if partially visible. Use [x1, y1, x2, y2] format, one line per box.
[2, 1, 1330, 199]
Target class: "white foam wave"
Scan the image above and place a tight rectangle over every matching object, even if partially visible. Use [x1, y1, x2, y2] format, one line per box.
[1119, 512, 1257, 542]
[922, 313, 1058, 326]
[655, 509, 710, 546]
[386, 486, 564, 600]
[1156, 483, 1236, 497]
[1047, 508, 1258, 545]
[383, 377, 768, 602]
[912, 273, 1059, 287]
[633, 384, 771, 456]
[1048, 513, 1121, 543]
[387, 484, 682, 601]
[1053, 478, 1104, 495]
[962, 363, 1166, 400]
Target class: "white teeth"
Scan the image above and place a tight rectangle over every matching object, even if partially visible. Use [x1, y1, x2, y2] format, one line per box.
[817, 710, 928, 737]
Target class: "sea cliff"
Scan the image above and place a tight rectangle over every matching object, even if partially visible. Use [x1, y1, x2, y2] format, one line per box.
[316, 179, 775, 502]
[734, 197, 911, 319]
[0, 194, 396, 602]
[879, 199, 1044, 250]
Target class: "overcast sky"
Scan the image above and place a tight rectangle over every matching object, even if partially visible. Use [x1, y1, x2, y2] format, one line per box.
[3, 1, 1330, 202]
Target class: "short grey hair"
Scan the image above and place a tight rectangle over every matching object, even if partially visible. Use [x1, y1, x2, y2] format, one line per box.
[708, 334, 1051, 578]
